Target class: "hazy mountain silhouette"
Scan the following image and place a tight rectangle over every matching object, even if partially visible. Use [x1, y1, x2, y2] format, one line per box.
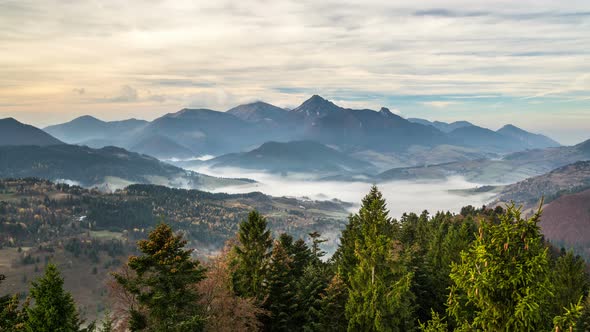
[0, 144, 251, 190]
[206, 140, 376, 174]
[0, 118, 64, 146]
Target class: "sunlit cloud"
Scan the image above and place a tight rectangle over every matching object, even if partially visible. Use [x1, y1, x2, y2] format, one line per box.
[421, 101, 458, 108]
[0, 0, 589, 143]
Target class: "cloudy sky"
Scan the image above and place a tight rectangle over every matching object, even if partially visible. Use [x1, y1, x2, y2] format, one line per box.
[1, 0, 589, 144]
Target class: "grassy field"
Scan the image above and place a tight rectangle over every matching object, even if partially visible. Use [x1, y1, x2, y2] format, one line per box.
[0, 246, 127, 323]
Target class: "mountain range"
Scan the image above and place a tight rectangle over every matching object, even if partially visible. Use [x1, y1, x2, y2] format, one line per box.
[377, 138, 590, 184]
[42, 95, 561, 161]
[186, 140, 376, 175]
[0, 119, 252, 191]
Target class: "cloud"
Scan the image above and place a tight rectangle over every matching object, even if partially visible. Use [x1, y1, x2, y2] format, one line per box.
[102, 85, 138, 103]
[413, 9, 489, 18]
[421, 101, 458, 108]
[0, 0, 589, 143]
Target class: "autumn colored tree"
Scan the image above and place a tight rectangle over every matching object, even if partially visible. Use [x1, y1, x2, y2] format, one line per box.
[317, 274, 348, 332]
[112, 223, 206, 331]
[197, 242, 266, 332]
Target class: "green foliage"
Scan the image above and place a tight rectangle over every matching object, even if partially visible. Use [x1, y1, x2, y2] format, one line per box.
[25, 263, 83, 332]
[99, 310, 114, 332]
[333, 212, 361, 287]
[278, 233, 312, 279]
[231, 211, 273, 302]
[317, 274, 348, 332]
[265, 241, 299, 331]
[0, 294, 27, 332]
[552, 250, 589, 318]
[419, 310, 448, 332]
[113, 223, 206, 331]
[553, 297, 584, 332]
[298, 264, 329, 332]
[447, 204, 554, 331]
[345, 186, 415, 332]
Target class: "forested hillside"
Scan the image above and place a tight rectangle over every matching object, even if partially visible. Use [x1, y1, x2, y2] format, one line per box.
[1, 184, 588, 331]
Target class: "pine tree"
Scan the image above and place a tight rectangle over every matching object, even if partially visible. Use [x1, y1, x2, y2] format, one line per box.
[112, 223, 206, 331]
[308, 231, 327, 263]
[318, 274, 348, 332]
[25, 263, 82, 332]
[99, 310, 114, 332]
[231, 211, 273, 302]
[265, 241, 299, 331]
[345, 186, 415, 332]
[0, 294, 27, 332]
[278, 234, 311, 279]
[333, 213, 360, 287]
[552, 250, 589, 319]
[298, 264, 329, 332]
[447, 204, 555, 331]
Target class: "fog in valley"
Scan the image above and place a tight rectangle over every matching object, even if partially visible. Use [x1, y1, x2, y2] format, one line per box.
[189, 165, 497, 218]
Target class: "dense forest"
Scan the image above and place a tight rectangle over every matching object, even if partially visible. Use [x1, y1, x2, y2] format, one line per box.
[1, 185, 588, 331]
[0, 178, 348, 254]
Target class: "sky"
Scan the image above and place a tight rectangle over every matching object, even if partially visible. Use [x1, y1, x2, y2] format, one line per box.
[0, 0, 589, 144]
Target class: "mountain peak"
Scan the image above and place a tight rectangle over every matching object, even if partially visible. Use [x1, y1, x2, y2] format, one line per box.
[498, 124, 523, 133]
[227, 100, 290, 124]
[496, 124, 560, 148]
[169, 108, 219, 118]
[0, 117, 19, 124]
[575, 138, 590, 153]
[379, 107, 393, 116]
[70, 115, 104, 124]
[0, 118, 63, 146]
[292, 95, 342, 118]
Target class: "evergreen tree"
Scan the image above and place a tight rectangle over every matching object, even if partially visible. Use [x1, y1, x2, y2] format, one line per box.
[25, 263, 82, 332]
[447, 204, 555, 331]
[318, 274, 348, 332]
[298, 264, 329, 332]
[113, 223, 206, 331]
[231, 211, 273, 302]
[309, 231, 327, 263]
[420, 212, 476, 322]
[333, 213, 360, 287]
[0, 294, 27, 332]
[278, 234, 311, 279]
[265, 241, 299, 331]
[99, 310, 114, 332]
[552, 250, 589, 319]
[345, 186, 415, 332]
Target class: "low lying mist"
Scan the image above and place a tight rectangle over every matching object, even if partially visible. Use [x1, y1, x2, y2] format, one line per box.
[189, 166, 496, 218]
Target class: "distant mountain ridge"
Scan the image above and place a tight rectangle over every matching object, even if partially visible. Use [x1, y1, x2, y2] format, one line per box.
[409, 118, 560, 152]
[0, 118, 63, 146]
[0, 144, 252, 191]
[41, 95, 563, 161]
[377, 138, 590, 184]
[44, 115, 147, 144]
[203, 140, 376, 174]
[492, 160, 590, 207]
[407, 118, 474, 133]
[497, 124, 560, 149]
